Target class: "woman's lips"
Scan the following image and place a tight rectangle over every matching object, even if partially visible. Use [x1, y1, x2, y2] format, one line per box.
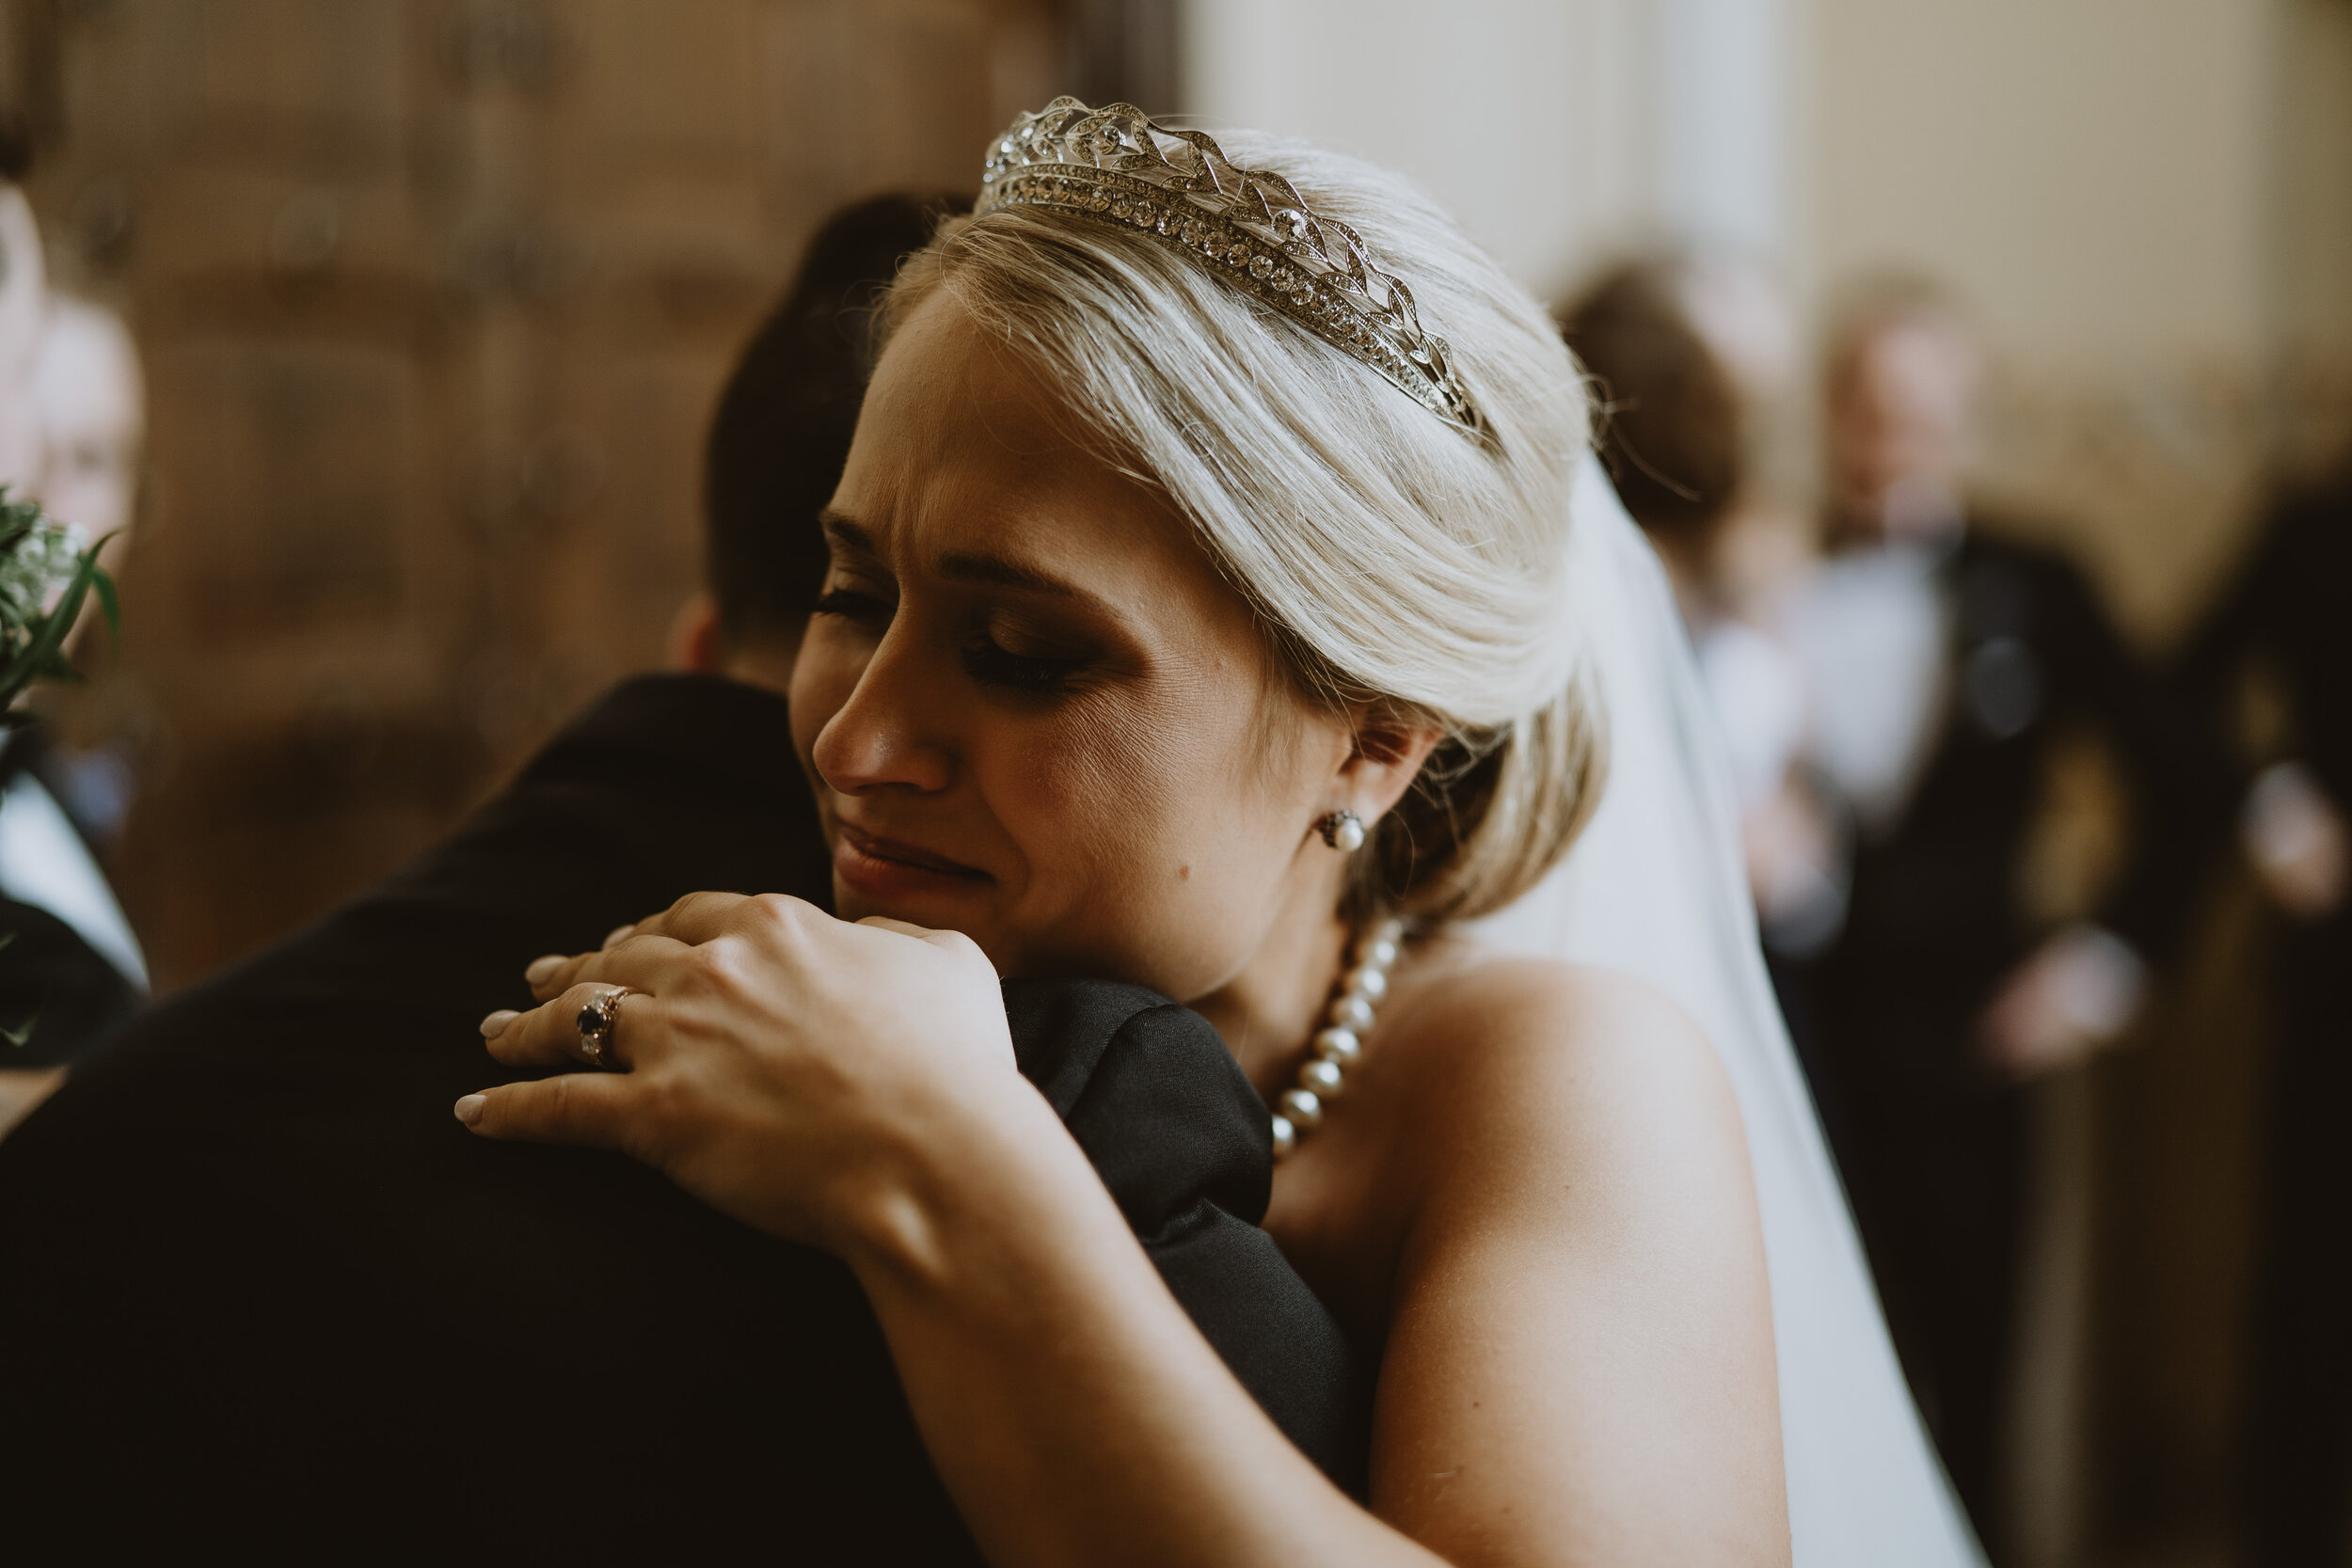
[833, 823, 992, 900]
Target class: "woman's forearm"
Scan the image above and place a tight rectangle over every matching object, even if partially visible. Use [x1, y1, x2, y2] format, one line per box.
[838, 1081, 1438, 1568]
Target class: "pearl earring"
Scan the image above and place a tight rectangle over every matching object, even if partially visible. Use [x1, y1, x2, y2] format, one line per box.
[1316, 810, 1366, 852]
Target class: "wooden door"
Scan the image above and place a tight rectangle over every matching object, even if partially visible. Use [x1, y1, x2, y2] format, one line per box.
[6, 0, 1063, 987]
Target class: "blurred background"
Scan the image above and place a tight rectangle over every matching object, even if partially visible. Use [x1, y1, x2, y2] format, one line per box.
[0, 3, 2347, 1565]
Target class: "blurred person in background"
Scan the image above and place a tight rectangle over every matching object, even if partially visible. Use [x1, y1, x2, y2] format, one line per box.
[2180, 465, 2352, 1568]
[1560, 257, 1832, 1104]
[1559, 257, 1744, 616]
[0, 129, 148, 1134]
[1558, 256, 1812, 846]
[1772, 279, 2224, 1538]
[1558, 251, 1807, 618]
[0, 138, 41, 490]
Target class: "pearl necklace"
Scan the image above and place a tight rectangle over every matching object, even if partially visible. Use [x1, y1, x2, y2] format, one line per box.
[1270, 915, 1407, 1161]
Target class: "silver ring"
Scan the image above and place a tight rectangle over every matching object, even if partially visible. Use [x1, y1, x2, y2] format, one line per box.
[574, 986, 634, 1070]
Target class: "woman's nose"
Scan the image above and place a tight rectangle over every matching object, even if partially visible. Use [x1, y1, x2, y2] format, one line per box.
[810, 638, 956, 797]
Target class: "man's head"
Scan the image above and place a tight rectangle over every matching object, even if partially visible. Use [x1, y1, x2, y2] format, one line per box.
[1560, 259, 1742, 556]
[1822, 278, 1981, 546]
[32, 298, 145, 546]
[679, 193, 966, 682]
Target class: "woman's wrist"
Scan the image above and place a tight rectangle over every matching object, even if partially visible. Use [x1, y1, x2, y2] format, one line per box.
[829, 1068, 1113, 1298]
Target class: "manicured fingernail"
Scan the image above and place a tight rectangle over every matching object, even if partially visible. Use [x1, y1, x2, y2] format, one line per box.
[453, 1095, 486, 1127]
[525, 956, 564, 986]
[479, 1009, 519, 1039]
[603, 924, 634, 950]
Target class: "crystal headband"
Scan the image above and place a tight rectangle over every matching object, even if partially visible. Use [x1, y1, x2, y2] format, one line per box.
[977, 97, 1484, 436]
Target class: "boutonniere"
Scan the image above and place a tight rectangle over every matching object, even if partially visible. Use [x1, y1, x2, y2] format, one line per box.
[0, 488, 119, 1047]
[0, 488, 116, 724]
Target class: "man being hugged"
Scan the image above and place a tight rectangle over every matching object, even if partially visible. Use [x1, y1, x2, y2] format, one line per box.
[0, 194, 1366, 1562]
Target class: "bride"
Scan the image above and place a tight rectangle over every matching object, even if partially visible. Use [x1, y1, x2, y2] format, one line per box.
[458, 101, 1979, 1567]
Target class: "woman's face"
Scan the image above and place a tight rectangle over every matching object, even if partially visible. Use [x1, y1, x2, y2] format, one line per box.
[790, 291, 1360, 1000]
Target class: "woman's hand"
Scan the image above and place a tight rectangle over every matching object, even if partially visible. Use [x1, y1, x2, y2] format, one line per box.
[457, 892, 1023, 1258]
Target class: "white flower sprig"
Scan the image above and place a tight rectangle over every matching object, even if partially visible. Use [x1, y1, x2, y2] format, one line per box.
[0, 488, 117, 728]
[0, 489, 120, 1047]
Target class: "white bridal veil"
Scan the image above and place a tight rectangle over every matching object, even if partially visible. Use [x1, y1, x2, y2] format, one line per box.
[1472, 459, 1987, 1568]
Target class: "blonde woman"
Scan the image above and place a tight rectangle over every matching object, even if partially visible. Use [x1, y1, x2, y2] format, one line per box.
[464, 102, 1977, 1568]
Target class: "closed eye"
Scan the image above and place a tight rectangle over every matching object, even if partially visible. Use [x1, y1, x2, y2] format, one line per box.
[813, 586, 893, 626]
[961, 640, 1090, 695]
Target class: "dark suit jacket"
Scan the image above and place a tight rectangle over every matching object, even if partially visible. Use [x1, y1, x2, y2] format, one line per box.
[1811, 529, 2225, 1067]
[0, 675, 1368, 1562]
[2182, 473, 2352, 809]
[0, 729, 143, 1068]
[1788, 530, 2229, 1528]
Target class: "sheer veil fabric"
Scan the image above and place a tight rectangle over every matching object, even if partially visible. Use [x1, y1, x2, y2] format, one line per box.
[1471, 459, 1987, 1567]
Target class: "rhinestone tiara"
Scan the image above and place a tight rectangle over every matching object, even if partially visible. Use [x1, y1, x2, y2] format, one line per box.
[977, 97, 1484, 436]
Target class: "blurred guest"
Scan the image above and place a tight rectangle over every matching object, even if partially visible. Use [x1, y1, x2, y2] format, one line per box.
[0, 141, 43, 489]
[1561, 258, 1743, 609]
[1562, 258, 1829, 1083]
[1775, 280, 2222, 1538]
[18, 290, 143, 845]
[2183, 467, 2352, 1568]
[27, 298, 143, 546]
[0, 135, 148, 1133]
[1561, 257, 1808, 833]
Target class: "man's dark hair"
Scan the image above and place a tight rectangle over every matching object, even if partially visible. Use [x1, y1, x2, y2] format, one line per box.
[703, 192, 966, 642]
[1559, 260, 1741, 547]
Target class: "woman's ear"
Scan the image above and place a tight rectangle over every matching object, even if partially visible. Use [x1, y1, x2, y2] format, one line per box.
[667, 593, 726, 673]
[1340, 712, 1443, 821]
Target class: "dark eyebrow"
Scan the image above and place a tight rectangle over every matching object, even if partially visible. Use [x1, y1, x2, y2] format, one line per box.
[822, 508, 1120, 616]
[936, 549, 1099, 605]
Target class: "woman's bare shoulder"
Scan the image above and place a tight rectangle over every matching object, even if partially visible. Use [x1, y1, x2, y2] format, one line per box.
[1371, 944, 1753, 1204]
[1382, 943, 1724, 1097]
[1354, 950, 1787, 1566]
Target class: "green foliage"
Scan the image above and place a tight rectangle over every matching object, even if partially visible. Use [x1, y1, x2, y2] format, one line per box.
[0, 488, 119, 731]
[0, 491, 119, 1048]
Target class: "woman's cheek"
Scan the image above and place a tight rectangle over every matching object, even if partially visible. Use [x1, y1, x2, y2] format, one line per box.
[983, 707, 1130, 870]
[985, 703, 1233, 983]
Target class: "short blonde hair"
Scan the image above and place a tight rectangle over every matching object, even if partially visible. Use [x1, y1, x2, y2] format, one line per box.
[882, 132, 1605, 923]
